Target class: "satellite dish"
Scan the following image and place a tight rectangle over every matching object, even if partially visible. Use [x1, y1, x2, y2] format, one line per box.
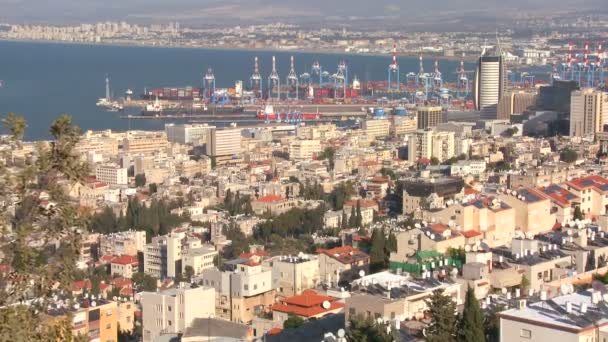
[359, 270, 365, 277]
[322, 300, 331, 310]
[465, 245, 471, 252]
[338, 329, 346, 338]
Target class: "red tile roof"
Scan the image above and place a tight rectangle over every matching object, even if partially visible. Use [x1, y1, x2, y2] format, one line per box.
[272, 290, 344, 318]
[256, 194, 286, 203]
[567, 175, 608, 191]
[430, 224, 450, 234]
[462, 230, 481, 238]
[239, 251, 270, 259]
[464, 188, 481, 196]
[111, 255, 138, 266]
[318, 246, 369, 264]
[243, 260, 260, 267]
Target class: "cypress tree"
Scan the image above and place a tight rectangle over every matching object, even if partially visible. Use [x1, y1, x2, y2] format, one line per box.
[457, 287, 485, 342]
[356, 200, 363, 227]
[425, 289, 457, 342]
[341, 211, 348, 229]
[370, 229, 386, 272]
[349, 206, 357, 227]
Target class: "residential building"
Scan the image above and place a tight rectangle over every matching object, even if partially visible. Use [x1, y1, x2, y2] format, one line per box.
[141, 284, 215, 342]
[289, 139, 321, 160]
[122, 131, 168, 154]
[416, 106, 444, 129]
[497, 90, 537, 120]
[208, 127, 242, 162]
[317, 246, 370, 286]
[68, 299, 118, 342]
[390, 115, 418, 136]
[407, 130, 455, 162]
[271, 290, 344, 322]
[263, 254, 320, 298]
[401, 176, 464, 214]
[498, 187, 556, 235]
[181, 318, 253, 342]
[144, 230, 203, 279]
[110, 255, 139, 278]
[99, 230, 146, 257]
[363, 118, 391, 139]
[569, 88, 608, 137]
[564, 175, 608, 219]
[95, 164, 128, 186]
[201, 261, 276, 324]
[182, 247, 218, 276]
[498, 290, 608, 342]
[251, 195, 297, 215]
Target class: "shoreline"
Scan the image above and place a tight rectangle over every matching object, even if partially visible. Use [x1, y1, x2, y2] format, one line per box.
[0, 38, 476, 62]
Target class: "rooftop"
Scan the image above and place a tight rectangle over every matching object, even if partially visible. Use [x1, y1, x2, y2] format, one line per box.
[318, 246, 369, 265]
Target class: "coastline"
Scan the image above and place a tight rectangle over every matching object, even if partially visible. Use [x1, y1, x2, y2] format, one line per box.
[0, 37, 475, 62]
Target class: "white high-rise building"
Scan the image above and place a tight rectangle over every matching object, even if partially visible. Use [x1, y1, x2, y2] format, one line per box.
[569, 88, 608, 137]
[474, 47, 507, 118]
[407, 130, 455, 162]
[95, 164, 128, 185]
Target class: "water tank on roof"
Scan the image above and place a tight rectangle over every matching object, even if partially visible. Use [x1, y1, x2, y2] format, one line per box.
[373, 108, 386, 118]
[394, 107, 407, 116]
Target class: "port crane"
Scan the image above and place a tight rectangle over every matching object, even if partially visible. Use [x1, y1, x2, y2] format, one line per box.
[286, 56, 299, 100]
[267, 56, 280, 101]
[250, 56, 262, 99]
[387, 44, 400, 92]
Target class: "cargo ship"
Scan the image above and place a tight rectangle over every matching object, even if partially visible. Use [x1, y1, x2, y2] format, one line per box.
[141, 98, 245, 116]
[256, 105, 323, 121]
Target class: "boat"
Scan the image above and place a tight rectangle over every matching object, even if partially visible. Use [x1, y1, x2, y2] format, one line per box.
[96, 76, 124, 111]
[142, 96, 163, 115]
[256, 105, 322, 121]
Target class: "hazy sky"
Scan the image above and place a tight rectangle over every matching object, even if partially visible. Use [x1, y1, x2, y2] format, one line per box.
[0, 0, 605, 24]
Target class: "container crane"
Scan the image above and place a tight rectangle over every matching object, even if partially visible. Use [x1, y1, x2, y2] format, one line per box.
[286, 56, 299, 100]
[387, 44, 400, 92]
[203, 67, 216, 99]
[267, 56, 280, 101]
[250, 56, 262, 99]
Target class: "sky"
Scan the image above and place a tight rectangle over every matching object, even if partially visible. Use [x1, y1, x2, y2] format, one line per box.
[0, 0, 605, 25]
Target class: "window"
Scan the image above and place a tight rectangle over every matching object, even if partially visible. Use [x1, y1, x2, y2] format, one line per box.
[106, 323, 111, 330]
[168, 320, 172, 326]
[520, 329, 532, 339]
[244, 284, 249, 290]
[349, 308, 356, 316]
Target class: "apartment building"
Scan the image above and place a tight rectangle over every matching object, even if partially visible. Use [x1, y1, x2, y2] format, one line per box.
[498, 290, 608, 342]
[498, 187, 556, 235]
[271, 290, 344, 322]
[201, 261, 276, 324]
[296, 123, 338, 140]
[564, 175, 608, 219]
[208, 127, 242, 162]
[390, 115, 418, 136]
[251, 195, 297, 216]
[363, 118, 391, 139]
[122, 131, 168, 154]
[144, 230, 203, 279]
[263, 254, 320, 298]
[537, 184, 580, 225]
[416, 106, 444, 129]
[95, 164, 128, 186]
[141, 284, 215, 342]
[569, 88, 608, 137]
[289, 139, 321, 160]
[407, 129, 455, 162]
[181, 247, 218, 276]
[68, 299, 118, 342]
[99, 230, 146, 257]
[317, 246, 370, 286]
[401, 176, 464, 214]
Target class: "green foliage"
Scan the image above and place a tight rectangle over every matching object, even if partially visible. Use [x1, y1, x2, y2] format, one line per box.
[430, 157, 440, 165]
[356, 200, 363, 227]
[379, 168, 396, 180]
[446, 247, 466, 264]
[370, 228, 387, 272]
[425, 290, 457, 342]
[0, 114, 89, 341]
[457, 287, 485, 342]
[560, 148, 578, 163]
[300, 180, 324, 200]
[131, 272, 158, 291]
[179, 176, 189, 185]
[183, 266, 195, 283]
[442, 154, 467, 166]
[346, 314, 400, 342]
[90, 198, 187, 238]
[573, 206, 584, 220]
[221, 189, 253, 216]
[283, 314, 305, 329]
[592, 271, 608, 284]
[519, 275, 530, 290]
[387, 232, 398, 253]
[316, 147, 336, 170]
[134, 174, 146, 187]
[327, 182, 355, 210]
[484, 304, 504, 342]
[221, 223, 250, 259]
[254, 207, 325, 241]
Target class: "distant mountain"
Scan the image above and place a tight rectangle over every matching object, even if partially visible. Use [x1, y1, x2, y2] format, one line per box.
[0, 0, 605, 25]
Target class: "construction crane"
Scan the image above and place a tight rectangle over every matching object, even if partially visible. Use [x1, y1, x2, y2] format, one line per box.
[457, 54, 470, 99]
[267, 56, 280, 101]
[203, 67, 216, 99]
[387, 44, 400, 92]
[286, 56, 298, 100]
[250, 56, 262, 99]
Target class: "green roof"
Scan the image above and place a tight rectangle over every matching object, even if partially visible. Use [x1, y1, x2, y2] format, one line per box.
[415, 250, 443, 261]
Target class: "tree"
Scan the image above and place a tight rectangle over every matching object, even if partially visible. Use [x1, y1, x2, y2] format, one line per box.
[348, 206, 357, 227]
[135, 174, 146, 187]
[560, 148, 578, 163]
[457, 287, 485, 342]
[148, 183, 158, 194]
[341, 211, 348, 229]
[283, 314, 305, 329]
[356, 200, 363, 227]
[430, 156, 440, 165]
[484, 305, 504, 342]
[183, 266, 195, 283]
[370, 228, 387, 272]
[573, 206, 584, 220]
[346, 314, 399, 342]
[425, 290, 457, 342]
[387, 232, 398, 253]
[0, 114, 89, 341]
[132, 272, 157, 292]
[519, 275, 530, 291]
